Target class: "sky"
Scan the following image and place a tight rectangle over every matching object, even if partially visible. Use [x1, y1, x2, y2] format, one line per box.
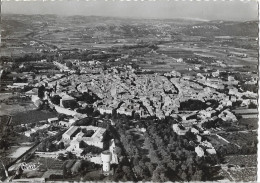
[1, 0, 258, 21]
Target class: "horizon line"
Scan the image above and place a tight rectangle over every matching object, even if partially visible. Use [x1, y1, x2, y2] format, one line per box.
[2, 13, 258, 22]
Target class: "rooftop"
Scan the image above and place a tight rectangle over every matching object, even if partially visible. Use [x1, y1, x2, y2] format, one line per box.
[233, 109, 258, 114]
[102, 150, 111, 155]
[64, 126, 79, 137]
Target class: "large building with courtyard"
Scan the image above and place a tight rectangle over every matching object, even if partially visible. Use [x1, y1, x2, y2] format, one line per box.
[62, 126, 106, 149]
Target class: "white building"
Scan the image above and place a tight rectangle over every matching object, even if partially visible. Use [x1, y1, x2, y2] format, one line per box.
[62, 126, 79, 140]
[195, 146, 204, 157]
[172, 124, 188, 136]
[63, 126, 106, 149]
[48, 117, 59, 123]
[101, 150, 112, 172]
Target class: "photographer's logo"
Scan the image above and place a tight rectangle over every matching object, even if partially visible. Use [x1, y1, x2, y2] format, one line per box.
[20, 162, 41, 171]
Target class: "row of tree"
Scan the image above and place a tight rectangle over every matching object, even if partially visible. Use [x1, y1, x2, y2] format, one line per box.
[144, 121, 220, 181]
[112, 115, 221, 181]
[80, 142, 103, 155]
[37, 141, 65, 152]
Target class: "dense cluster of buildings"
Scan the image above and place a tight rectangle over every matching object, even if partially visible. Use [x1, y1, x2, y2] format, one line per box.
[22, 58, 256, 124]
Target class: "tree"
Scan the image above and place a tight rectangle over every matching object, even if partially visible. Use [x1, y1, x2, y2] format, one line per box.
[202, 121, 216, 129]
[82, 144, 103, 154]
[92, 110, 100, 117]
[248, 102, 257, 109]
[179, 99, 207, 111]
[46, 142, 56, 152]
[38, 141, 47, 152]
[62, 100, 78, 110]
[79, 140, 86, 148]
[58, 113, 67, 121]
[115, 146, 122, 157]
[58, 153, 66, 160]
[134, 113, 140, 119]
[102, 130, 111, 142]
[122, 166, 132, 179]
[65, 61, 73, 68]
[191, 170, 203, 181]
[180, 171, 188, 180]
[50, 95, 61, 105]
[151, 169, 161, 182]
[187, 165, 194, 177]
[181, 164, 187, 172]
[152, 164, 169, 182]
[186, 130, 197, 141]
[83, 92, 99, 104]
[145, 162, 154, 175]
[63, 166, 71, 177]
[76, 106, 94, 115]
[75, 117, 92, 126]
[82, 129, 95, 137]
[38, 85, 45, 99]
[0, 139, 9, 150]
[167, 160, 177, 172]
[58, 142, 65, 149]
[241, 84, 258, 93]
[132, 156, 140, 166]
[67, 152, 74, 159]
[149, 150, 160, 163]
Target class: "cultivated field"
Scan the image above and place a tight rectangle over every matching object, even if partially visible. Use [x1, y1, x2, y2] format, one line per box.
[12, 110, 57, 125]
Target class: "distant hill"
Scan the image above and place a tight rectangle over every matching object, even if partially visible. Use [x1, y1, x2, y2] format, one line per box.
[181, 20, 258, 37]
[2, 14, 258, 39]
[1, 19, 29, 37]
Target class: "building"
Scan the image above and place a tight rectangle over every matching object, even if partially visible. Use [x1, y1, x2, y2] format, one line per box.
[101, 150, 113, 176]
[63, 126, 106, 149]
[232, 108, 258, 119]
[172, 124, 188, 136]
[62, 126, 80, 140]
[195, 146, 204, 157]
[97, 105, 113, 115]
[59, 121, 71, 127]
[48, 117, 59, 123]
[232, 108, 258, 115]
[60, 93, 76, 108]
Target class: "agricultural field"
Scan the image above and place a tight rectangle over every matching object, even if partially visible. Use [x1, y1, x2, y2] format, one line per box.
[228, 167, 257, 181]
[206, 134, 229, 148]
[15, 157, 63, 179]
[237, 118, 258, 130]
[44, 158, 65, 170]
[0, 92, 37, 116]
[0, 93, 13, 101]
[225, 154, 257, 167]
[12, 110, 57, 125]
[24, 156, 104, 181]
[218, 168, 233, 181]
[220, 165, 257, 182]
[28, 157, 66, 172]
[20, 170, 44, 179]
[0, 102, 36, 116]
[3, 132, 31, 146]
[8, 146, 31, 159]
[219, 154, 257, 182]
[0, 115, 9, 130]
[137, 52, 189, 73]
[220, 131, 257, 148]
[0, 48, 12, 57]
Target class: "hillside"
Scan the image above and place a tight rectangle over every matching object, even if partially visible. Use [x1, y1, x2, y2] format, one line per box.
[182, 20, 258, 37]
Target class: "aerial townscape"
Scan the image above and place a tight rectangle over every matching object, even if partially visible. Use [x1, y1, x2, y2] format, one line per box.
[0, 5, 258, 183]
